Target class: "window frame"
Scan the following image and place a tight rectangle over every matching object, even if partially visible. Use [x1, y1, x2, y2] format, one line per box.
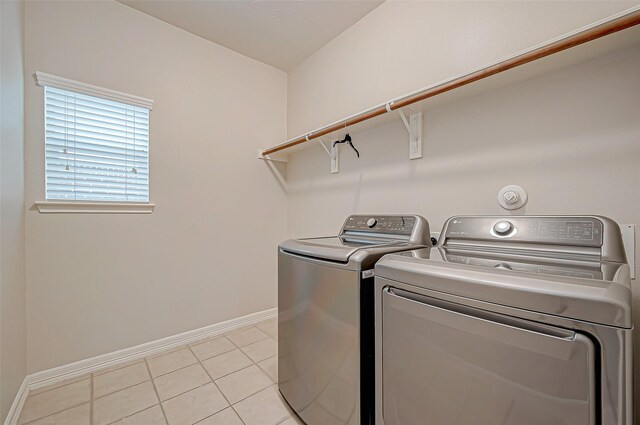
[35, 72, 155, 214]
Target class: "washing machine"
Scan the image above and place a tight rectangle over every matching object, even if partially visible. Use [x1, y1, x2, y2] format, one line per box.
[374, 215, 633, 425]
[278, 215, 431, 425]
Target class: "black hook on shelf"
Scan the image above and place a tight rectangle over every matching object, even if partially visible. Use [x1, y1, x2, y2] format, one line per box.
[332, 133, 359, 158]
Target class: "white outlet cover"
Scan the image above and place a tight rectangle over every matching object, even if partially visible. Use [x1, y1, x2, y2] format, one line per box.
[498, 185, 528, 210]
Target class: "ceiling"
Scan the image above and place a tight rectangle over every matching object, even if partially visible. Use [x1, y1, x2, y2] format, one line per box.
[118, 0, 384, 71]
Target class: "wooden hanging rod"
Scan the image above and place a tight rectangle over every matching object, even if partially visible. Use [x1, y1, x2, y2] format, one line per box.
[262, 8, 640, 156]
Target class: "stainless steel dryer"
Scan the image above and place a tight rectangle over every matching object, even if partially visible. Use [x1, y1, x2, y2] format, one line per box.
[374, 216, 633, 425]
[278, 215, 430, 425]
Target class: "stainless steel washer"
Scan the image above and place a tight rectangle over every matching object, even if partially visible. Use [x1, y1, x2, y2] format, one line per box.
[375, 215, 633, 425]
[278, 215, 430, 425]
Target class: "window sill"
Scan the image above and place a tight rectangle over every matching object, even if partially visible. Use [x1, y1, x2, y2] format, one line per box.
[34, 201, 155, 214]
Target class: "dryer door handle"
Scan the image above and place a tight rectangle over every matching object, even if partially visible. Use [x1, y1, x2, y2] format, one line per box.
[385, 287, 584, 360]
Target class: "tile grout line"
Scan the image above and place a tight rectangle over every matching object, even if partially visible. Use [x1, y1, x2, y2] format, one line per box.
[230, 383, 288, 425]
[104, 404, 162, 425]
[255, 354, 277, 379]
[213, 363, 273, 406]
[147, 333, 255, 379]
[144, 358, 171, 425]
[92, 358, 145, 377]
[193, 334, 236, 349]
[18, 379, 93, 425]
[92, 345, 224, 402]
[204, 352, 282, 422]
[96, 383, 162, 425]
[229, 335, 270, 350]
[194, 328, 271, 361]
[244, 340, 278, 366]
[92, 377, 152, 402]
[230, 404, 245, 424]
[19, 401, 90, 425]
[225, 327, 270, 349]
[214, 329, 277, 406]
[157, 380, 212, 405]
[191, 342, 237, 363]
[95, 343, 263, 407]
[186, 345, 244, 425]
[100, 363, 248, 425]
[149, 359, 199, 380]
[146, 376, 287, 425]
[215, 363, 274, 405]
[201, 356, 252, 382]
[225, 330, 277, 369]
[208, 325, 280, 422]
[275, 414, 295, 425]
[156, 349, 221, 404]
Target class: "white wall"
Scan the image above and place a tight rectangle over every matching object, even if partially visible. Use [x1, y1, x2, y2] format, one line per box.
[287, 44, 640, 413]
[24, 0, 287, 373]
[0, 0, 27, 420]
[287, 0, 638, 138]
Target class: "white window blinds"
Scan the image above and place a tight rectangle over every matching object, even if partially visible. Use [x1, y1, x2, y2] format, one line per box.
[43, 85, 150, 202]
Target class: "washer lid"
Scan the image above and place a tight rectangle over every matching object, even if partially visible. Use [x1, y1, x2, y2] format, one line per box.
[375, 249, 632, 328]
[280, 236, 403, 263]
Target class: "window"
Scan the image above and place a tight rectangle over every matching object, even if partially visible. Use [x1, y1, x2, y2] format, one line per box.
[37, 72, 153, 204]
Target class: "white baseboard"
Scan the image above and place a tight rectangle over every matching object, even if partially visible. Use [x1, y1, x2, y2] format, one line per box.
[2, 379, 29, 425]
[3, 308, 276, 425]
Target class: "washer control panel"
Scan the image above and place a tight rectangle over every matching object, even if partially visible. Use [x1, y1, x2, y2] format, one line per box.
[342, 215, 417, 236]
[442, 216, 604, 247]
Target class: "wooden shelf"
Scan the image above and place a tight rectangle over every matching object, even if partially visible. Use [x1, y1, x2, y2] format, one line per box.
[261, 7, 640, 158]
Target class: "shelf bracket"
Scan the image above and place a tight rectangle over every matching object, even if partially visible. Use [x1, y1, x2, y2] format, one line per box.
[398, 110, 422, 160]
[317, 139, 331, 157]
[318, 138, 339, 174]
[257, 149, 288, 163]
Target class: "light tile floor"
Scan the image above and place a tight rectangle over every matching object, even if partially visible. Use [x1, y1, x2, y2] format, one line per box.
[19, 319, 305, 425]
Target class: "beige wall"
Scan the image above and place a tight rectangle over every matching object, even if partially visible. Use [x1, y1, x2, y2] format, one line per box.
[287, 0, 638, 138]
[286, 45, 640, 240]
[24, 0, 287, 373]
[286, 44, 640, 412]
[13, 0, 640, 407]
[0, 0, 27, 420]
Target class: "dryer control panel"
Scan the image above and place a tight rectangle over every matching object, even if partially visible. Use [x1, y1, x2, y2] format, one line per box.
[440, 215, 626, 263]
[342, 215, 417, 235]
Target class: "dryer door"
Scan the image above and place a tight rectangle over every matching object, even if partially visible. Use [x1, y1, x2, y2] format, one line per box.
[380, 287, 596, 425]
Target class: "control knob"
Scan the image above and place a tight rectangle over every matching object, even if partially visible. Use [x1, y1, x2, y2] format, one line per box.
[366, 218, 377, 228]
[493, 220, 513, 235]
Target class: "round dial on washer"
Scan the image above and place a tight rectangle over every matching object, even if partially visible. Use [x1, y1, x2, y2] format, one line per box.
[493, 220, 513, 235]
[366, 218, 377, 228]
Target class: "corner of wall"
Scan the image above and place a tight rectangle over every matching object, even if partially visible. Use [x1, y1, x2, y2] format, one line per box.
[0, 0, 27, 421]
